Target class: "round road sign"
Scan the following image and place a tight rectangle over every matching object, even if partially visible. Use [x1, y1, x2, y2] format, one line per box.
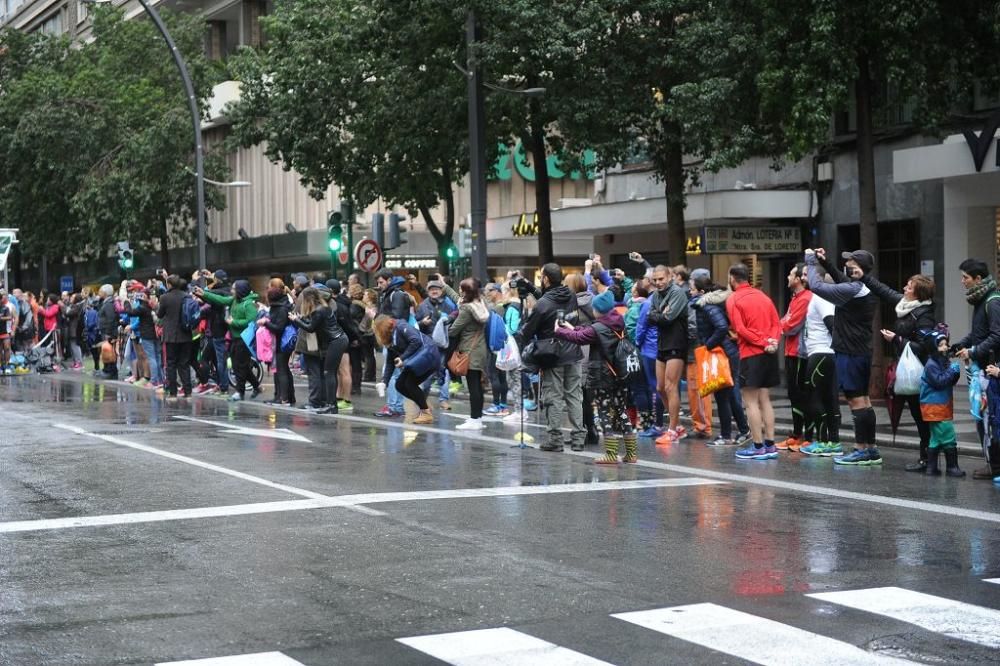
[354, 239, 383, 272]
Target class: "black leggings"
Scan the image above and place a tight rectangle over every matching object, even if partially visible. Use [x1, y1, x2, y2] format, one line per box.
[786, 356, 808, 438]
[323, 336, 349, 407]
[231, 337, 260, 396]
[397, 367, 431, 410]
[467, 369, 485, 419]
[805, 354, 840, 443]
[898, 393, 930, 460]
[274, 350, 296, 404]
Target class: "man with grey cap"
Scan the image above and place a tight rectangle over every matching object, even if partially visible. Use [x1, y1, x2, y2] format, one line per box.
[804, 248, 881, 466]
[415, 279, 457, 409]
[200, 269, 231, 395]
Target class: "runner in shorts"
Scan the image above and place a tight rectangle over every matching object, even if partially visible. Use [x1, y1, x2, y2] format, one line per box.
[726, 264, 782, 460]
[805, 248, 882, 465]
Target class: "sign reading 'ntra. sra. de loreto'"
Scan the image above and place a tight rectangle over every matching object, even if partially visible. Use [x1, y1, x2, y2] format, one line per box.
[702, 226, 801, 254]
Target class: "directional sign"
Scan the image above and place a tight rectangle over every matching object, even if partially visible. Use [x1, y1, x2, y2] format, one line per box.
[354, 238, 383, 272]
[173, 416, 312, 443]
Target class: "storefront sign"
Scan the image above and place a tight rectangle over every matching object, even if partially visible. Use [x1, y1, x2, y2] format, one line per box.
[702, 226, 801, 254]
[385, 258, 439, 270]
[512, 212, 539, 238]
[492, 142, 597, 182]
[963, 107, 1000, 172]
[685, 235, 702, 255]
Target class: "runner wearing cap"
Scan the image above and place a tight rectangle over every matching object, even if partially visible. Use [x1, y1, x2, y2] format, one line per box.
[803, 248, 882, 465]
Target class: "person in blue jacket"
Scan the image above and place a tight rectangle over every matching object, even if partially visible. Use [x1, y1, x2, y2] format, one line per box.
[919, 326, 965, 477]
[634, 287, 665, 437]
[691, 275, 751, 446]
[373, 315, 440, 425]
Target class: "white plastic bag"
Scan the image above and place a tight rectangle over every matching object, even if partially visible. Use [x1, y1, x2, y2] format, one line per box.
[894, 342, 924, 395]
[495, 334, 522, 371]
[432, 315, 449, 348]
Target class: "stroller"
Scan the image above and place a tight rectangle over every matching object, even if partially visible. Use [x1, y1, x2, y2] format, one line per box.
[26, 330, 57, 373]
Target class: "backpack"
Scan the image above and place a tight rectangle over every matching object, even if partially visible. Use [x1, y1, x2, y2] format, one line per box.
[180, 294, 202, 333]
[18, 300, 33, 333]
[84, 308, 100, 345]
[593, 322, 641, 383]
[486, 311, 506, 352]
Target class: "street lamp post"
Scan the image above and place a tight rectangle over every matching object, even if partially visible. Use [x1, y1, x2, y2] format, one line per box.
[84, 0, 208, 271]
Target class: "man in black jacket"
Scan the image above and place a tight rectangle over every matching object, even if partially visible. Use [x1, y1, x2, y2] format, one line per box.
[97, 284, 119, 379]
[515, 263, 584, 451]
[954, 258, 1000, 480]
[156, 275, 194, 399]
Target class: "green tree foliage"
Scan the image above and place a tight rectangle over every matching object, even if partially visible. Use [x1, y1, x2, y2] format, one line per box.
[0, 7, 226, 268]
[227, 0, 480, 268]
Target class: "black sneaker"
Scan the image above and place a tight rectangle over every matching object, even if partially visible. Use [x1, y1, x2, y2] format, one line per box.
[540, 443, 564, 452]
[250, 388, 262, 399]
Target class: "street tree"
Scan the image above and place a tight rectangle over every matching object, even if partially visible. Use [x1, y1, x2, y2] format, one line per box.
[754, 0, 1000, 392]
[227, 0, 480, 271]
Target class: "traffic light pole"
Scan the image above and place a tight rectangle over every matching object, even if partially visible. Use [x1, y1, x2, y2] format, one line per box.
[466, 10, 488, 284]
[343, 200, 354, 279]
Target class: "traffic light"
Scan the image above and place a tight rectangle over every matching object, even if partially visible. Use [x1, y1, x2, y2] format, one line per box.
[327, 211, 344, 253]
[445, 243, 458, 260]
[372, 212, 385, 248]
[387, 213, 407, 250]
[458, 227, 472, 258]
[116, 242, 134, 272]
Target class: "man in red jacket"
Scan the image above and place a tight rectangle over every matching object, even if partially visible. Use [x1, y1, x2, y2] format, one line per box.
[777, 263, 813, 451]
[726, 264, 782, 460]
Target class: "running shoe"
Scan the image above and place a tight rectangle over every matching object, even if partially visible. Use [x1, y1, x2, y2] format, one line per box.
[735, 431, 752, 446]
[692, 429, 711, 439]
[801, 442, 842, 457]
[655, 429, 680, 446]
[336, 400, 354, 412]
[456, 418, 484, 431]
[865, 447, 883, 465]
[638, 427, 663, 439]
[227, 393, 242, 402]
[735, 444, 761, 459]
[502, 410, 523, 423]
[484, 405, 504, 416]
[202, 385, 220, 395]
[788, 439, 810, 453]
[374, 405, 403, 418]
[449, 381, 463, 395]
[760, 444, 779, 459]
[192, 383, 210, 394]
[775, 436, 799, 451]
[708, 436, 735, 447]
[133, 378, 149, 388]
[523, 399, 538, 412]
[834, 448, 871, 465]
[674, 425, 689, 440]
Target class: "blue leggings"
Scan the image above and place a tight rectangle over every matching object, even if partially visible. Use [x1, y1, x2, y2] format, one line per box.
[641, 355, 664, 427]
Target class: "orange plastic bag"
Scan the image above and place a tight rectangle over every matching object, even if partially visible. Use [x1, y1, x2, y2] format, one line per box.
[695, 345, 734, 397]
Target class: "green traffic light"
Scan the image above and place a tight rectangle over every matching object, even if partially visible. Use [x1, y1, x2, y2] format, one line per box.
[122, 259, 134, 269]
[328, 237, 343, 253]
[445, 245, 457, 259]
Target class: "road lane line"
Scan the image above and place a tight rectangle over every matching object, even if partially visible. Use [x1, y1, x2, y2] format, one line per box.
[156, 652, 306, 665]
[807, 587, 1000, 649]
[613, 604, 908, 665]
[51, 423, 384, 517]
[398, 627, 616, 665]
[0, 478, 723, 534]
[985, 578, 1000, 585]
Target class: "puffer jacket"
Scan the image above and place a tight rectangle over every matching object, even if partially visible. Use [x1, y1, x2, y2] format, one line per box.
[919, 354, 961, 422]
[378, 276, 412, 320]
[387, 322, 440, 381]
[555, 310, 626, 390]
[448, 299, 491, 372]
[625, 296, 645, 343]
[634, 299, 659, 359]
[693, 288, 739, 359]
[514, 284, 582, 366]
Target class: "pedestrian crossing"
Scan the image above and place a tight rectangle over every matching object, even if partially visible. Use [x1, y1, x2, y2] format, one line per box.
[158, 582, 1000, 665]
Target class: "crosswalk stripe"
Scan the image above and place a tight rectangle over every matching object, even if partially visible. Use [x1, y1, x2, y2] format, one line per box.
[155, 652, 306, 665]
[612, 603, 907, 665]
[985, 578, 1000, 585]
[807, 587, 1000, 649]
[397, 627, 615, 665]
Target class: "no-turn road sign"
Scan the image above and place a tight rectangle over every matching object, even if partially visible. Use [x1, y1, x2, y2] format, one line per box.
[354, 239, 383, 272]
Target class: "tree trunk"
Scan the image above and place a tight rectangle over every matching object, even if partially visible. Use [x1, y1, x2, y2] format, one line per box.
[663, 130, 686, 265]
[418, 203, 451, 277]
[527, 107, 554, 264]
[159, 217, 171, 273]
[855, 52, 884, 397]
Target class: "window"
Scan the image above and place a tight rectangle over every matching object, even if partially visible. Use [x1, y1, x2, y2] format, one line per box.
[39, 11, 63, 35]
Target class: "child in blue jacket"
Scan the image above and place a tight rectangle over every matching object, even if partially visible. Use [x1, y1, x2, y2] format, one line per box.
[919, 326, 965, 477]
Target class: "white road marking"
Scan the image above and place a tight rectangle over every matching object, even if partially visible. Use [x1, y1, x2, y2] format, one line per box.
[808, 587, 1000, 649]
[398, 627, 615, 665]
[173, 415, 311, 442]
[156, 652, 306, 665]
[0, 478, 722, 534]
[984, 578, 1000, 585]
[52, 423, 383, 517]
[613, 604, 909, 665]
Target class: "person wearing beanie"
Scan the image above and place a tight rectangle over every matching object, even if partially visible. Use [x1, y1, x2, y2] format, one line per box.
[920, 325, 965, 477]
[196, 279, 262, 401]
[555, 287, 638, 463]
[156, 274, 195, 398]
[262, 286, 296, 406]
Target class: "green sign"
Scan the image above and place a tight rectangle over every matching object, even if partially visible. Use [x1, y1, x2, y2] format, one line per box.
[0, 231, 14, 272]
[492, 141, 597, 182]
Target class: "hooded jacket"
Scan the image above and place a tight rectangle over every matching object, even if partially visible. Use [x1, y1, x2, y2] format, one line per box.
[514, 284, 582, 366]
[448, 299, 492, 372]
[385, 321, 440, 382]
[634, 299, 659, 359]
[806, 253, 877, 357]
[919, 353, 961, 423]
[555, 310, 626, 389]
[378, 276, 412, 321]
[693, 288, 739, 359]
[200, 285, 259, 337]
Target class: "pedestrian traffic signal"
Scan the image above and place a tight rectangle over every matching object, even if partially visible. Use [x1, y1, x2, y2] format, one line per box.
[458, 228, 472, 258]
[328, 211, 344, 253]
[387, 213, 408, 250]
[116, 242, 134, 272]
[445, 243, 458, 260]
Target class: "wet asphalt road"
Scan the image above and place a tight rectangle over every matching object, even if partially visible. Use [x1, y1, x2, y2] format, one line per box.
[1, 372, 999, 666]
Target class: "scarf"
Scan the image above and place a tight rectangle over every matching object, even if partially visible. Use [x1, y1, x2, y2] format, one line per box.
[895, 298, 931, 318]
[966, 275, 997, 305]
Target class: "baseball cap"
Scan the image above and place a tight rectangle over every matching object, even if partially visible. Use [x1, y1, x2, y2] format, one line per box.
[840, 250, 874, 273]
[427, 280, 445, 290]
[213, 269, 228, 281]
[485, 283, 502, 292]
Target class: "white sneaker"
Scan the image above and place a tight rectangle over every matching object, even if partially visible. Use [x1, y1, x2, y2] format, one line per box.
[502, 410, 523, 423]
[455, 418, 484, 431]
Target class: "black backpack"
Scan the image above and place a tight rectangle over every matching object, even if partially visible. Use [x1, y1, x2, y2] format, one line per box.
[593, 322, 641, 383]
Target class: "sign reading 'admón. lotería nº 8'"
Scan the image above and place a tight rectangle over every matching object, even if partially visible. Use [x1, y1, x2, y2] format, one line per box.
[702, 226, 801, 254]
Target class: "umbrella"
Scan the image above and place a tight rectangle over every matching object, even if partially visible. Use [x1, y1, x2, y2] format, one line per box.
[884, 359, 906, 444]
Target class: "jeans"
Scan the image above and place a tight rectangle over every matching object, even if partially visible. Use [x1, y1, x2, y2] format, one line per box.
[420, 365, 450, 401]
[487, 356, 508, 405]
[541, 363, 585, 447]
[69, 340, 83, 365]
[140, 338, 163, 384]
[211, 336, 230, 390]
[384, 350, 404, 412]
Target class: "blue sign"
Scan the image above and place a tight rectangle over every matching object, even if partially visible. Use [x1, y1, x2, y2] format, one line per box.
[59, 275, 74, 293]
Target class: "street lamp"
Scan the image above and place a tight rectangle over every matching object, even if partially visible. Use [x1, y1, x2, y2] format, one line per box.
[83, 0, 209, 271]
[183, 166, 250, 188]
[460, 11, 546, 282]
